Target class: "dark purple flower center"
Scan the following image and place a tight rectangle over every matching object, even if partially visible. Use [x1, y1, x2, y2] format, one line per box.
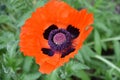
[48, 29, 72, 51]
[53, 33, 66, 45]
[42, 24, 80, 58]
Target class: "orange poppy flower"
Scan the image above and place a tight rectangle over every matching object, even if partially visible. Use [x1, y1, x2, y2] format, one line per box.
[19, 0, 94, 74]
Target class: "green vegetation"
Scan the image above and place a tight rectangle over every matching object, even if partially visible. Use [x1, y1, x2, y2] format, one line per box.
[0, 0, 120, 80]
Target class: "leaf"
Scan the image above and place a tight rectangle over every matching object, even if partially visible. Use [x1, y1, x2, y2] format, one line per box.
[95, 21, 111, 35]
[105, 69, 114, 80]
[78, 46, 95, 62]
[17, 10, 33, 27]
[113, 41, 120, 63]
[65, 60, 89, 75]
[75, 52, 84, 63]
[6, 41, 18, 57]
[74, 70, 90, 80]
[34, 0, 46, 8]
[22, 72, 41, 80]
[71, 63, 90, 71]
[0, 15, 10, 24]
[23, 57, 33, 73]
[94, 29, 102, 55]
[101, 42, 107, 51]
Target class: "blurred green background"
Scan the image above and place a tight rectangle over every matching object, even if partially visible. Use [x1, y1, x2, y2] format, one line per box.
[0, 0, 120, 80]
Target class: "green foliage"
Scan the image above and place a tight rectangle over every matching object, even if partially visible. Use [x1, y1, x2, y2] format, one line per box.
[0, 0, 120, 80]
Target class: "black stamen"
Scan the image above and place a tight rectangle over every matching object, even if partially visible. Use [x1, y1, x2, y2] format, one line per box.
[43, 24, 58, 40]
[67, 25, 80, 39]
[61, 48, 75, 58]
[41, 48, 54, 56]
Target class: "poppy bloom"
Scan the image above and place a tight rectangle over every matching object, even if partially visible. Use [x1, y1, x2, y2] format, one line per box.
[19, 0, 94, 74]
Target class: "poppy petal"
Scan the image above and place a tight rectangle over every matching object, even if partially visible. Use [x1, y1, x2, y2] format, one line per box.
[39, 62, 56, 74]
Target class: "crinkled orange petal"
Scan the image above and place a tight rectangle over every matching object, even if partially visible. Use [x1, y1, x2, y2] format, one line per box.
[19, 0, 94, 74]
[35, 52, 50, 65]
[39, 62, 56, 74]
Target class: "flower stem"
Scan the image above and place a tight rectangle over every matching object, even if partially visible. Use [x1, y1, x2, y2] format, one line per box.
[94, 55, 120, 73]
[87, 36, 120, 46]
